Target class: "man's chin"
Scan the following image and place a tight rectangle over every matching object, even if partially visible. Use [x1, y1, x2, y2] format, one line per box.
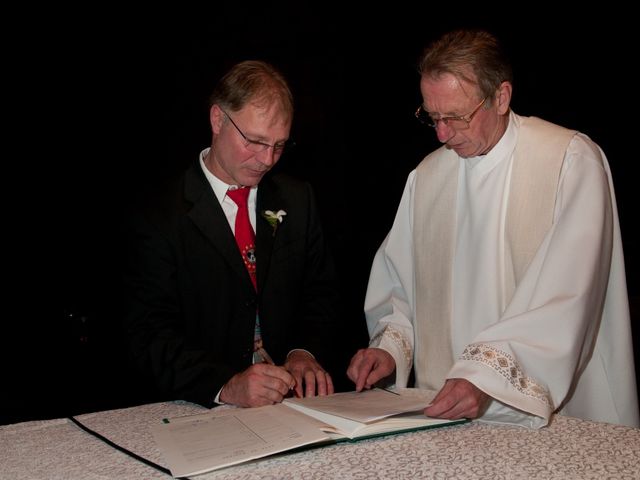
[241, 173, 266, 187]
[446, 143, 464, 155]
[447, 144, 475, 158]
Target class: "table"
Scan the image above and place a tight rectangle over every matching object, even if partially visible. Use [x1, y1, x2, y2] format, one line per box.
[2, 401, 638, 479]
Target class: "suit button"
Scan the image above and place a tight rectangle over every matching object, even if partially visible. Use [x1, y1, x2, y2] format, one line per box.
[245, 299, 256, 309]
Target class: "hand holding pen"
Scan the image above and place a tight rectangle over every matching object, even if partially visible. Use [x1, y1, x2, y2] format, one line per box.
[256, 346, 299, 398]
[219, 348, 297, 407]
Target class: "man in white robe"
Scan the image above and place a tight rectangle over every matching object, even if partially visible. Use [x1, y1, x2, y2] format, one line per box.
[347, 29, 639, 428]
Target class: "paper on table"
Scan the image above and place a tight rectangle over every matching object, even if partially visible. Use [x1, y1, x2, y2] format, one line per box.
[283, 388, 449, 439]
[151, 403, 330, 477]
[284, 388, 434, 423]
[152, 388, 458, 476]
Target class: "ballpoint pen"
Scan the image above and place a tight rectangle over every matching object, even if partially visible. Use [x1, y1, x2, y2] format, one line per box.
[381, 387, 400, 396]
[256, 346, 275, 365]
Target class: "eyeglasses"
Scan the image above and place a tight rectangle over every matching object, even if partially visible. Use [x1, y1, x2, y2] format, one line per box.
[221, 109, 292, 154]
[415, 97, 487, 130]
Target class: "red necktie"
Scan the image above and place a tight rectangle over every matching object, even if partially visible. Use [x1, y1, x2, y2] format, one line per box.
[227, 187, 257, 290]
[228, 187, 268, 363]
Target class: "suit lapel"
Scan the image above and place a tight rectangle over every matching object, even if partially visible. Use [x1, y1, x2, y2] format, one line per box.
[184, 164, 254, 291]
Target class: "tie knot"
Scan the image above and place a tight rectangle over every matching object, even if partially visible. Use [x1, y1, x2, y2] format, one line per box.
[227, 187, 250, 207]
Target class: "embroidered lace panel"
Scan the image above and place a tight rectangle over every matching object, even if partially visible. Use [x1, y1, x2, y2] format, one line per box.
[461, 343, 551, 407]
[371, 325, 413, 370]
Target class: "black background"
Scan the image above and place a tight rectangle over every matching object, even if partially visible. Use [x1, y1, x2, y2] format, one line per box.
[6, 7, 637, 424]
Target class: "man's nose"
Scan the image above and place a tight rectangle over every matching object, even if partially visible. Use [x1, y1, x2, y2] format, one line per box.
[434, 120, 454, 143]
[257, 146, 277, 166]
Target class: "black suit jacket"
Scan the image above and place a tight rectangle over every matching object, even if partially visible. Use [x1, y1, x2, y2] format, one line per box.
[124, 162, 339, 407]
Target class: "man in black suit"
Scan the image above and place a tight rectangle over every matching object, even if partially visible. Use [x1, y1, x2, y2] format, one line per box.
[124, 60, 339, 408]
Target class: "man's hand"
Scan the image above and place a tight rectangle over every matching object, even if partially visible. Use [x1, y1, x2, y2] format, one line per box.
[219, 363, 296, 407]
[284, 350, 334, 398]
[346, 348, 396, 391]
[424, 378, 490, 419]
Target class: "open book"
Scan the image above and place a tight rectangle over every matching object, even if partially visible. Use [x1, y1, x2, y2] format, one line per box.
[151, 388, 467, 477]
[283, 388, 461, 440]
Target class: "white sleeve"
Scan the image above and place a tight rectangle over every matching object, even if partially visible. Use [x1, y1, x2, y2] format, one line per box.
[365, 171, 417, 387]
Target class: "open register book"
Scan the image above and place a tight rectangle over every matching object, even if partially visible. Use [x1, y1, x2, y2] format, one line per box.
[151, 388, 468, 477]
[282, 388, 464, 440]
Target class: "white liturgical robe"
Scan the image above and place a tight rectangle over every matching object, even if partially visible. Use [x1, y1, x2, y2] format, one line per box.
[366, 112, 639, 428]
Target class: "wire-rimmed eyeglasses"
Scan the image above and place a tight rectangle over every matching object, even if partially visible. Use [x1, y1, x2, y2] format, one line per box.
[221, 109, 293, 154]
[415, 97, 487, 130]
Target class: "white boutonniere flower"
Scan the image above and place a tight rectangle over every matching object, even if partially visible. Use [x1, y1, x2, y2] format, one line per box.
[262, 210, 287, 236]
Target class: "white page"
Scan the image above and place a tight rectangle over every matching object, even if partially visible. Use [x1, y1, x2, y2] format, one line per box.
[283, 402, 364, 436]
[151, 403, 330, 477]
[284, 390, 448, 438]
[284, 389, 433, 423]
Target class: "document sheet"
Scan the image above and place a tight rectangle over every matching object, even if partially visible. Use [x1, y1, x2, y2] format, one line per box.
[152, 388, 460, 477]
[151, 403, 329, 477]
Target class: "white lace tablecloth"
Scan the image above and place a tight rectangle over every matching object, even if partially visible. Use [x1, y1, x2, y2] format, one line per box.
[2, 401, 638, 479]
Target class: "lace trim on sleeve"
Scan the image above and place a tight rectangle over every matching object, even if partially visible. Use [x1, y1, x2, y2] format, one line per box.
[461, 343, 551, 407]
[371, 325, 413, 370]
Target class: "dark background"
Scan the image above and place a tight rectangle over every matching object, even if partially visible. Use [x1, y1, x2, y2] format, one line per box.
[5, 8, 637, 424]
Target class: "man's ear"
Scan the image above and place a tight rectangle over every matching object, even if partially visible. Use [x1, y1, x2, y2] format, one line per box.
[496, 81, 512, 115]
[210, 104, 224, 134]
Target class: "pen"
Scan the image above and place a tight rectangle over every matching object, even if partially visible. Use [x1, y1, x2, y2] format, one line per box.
[381, 387, 400, 396]
[257, 346, 275, 365]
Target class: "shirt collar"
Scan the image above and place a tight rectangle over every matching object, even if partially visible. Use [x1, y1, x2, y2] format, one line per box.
[198, 147, 258, 205]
